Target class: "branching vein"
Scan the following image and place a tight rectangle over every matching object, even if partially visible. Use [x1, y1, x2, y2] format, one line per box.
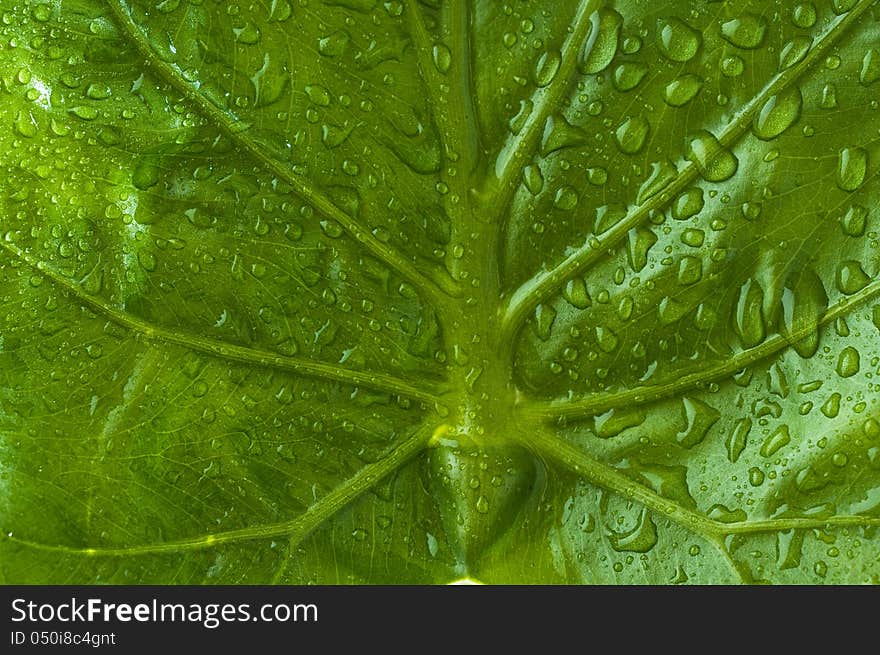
[1, 424, 436, 557]
[499, 0, 877, 349]
[103, 0, 458, 304]
[0, 239, 443, 404]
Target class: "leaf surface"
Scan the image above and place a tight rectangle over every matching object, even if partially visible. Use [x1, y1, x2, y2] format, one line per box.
[1, 0, 879, 583]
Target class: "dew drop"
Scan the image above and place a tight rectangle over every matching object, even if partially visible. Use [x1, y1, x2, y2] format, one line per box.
[672, 188, 704, 220]
[614, 116, 650, 154]
[836, 147, 867, 191]
[839, 205, 867, 237]
[860, 48, 880, 85]
[579, 8, 623, 74]
[658, 17, 701, 62]
[760, 425, 791, 457]
[534, 50, 561, 87]
[664, 74, 703, 107]
[837, 347, 860, 378]
[836, 260, 870, 294]
[687, 131, 739, 182]
[612, 62, 648, 92]
[432, 43, 452, 74]
[721, 14, 767, 50]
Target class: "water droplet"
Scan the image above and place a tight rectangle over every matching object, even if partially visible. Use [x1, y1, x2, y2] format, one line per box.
[627, 227, 657, 273]
[836, 147, 868, 191]
[595, 325, 619, 353]
[820, 83, 838, 109]
[508, 99, 533, 134]
[837, 346, 860, 378]
[594, 407, 646, 438]
[612, 62, 648, 91]
[138, 251, 157, 272]
[839, 205, 867, 237]
[753, 87, 803, 141]
[534, 50, 561, 87]
[594, 204, 627, 235]
[535, 304, 556, 341]
[541, 114, 587, 155]
[749, 467, 765, 486]
[822, 392, 841, 418]
[708, 504, 747, 523]
[608, 508, 657, 553]
[637, 160, 677, 204]
[779, 36, 812, 70]
[523, 164, 543, 194]
[836, 260, 870, 294]
[672, 188, 704, 220]
[305, 84, 331, 106]
[734, 278, 765, 348]
[432, 43, 451, 74]
[687, 131, 739, 182]
[69, 106, 98, 120]
[726, 417, 752, 463]
[792, 3, 817, 28]
[614, 116, 650, 154]
[554, 186, 579, 210]
[760, 425, 791, 457]
[658, 17, 701, 62]
[677, 256, 702, 285]
[721, 55, 744, 77]
[681, 228, 705, 247]
[563, 278, 592, 309]
[861, 49, 880, 85]
[677, 397, 720, 448]
[721, 14, 767, 49]
[318, 30, 349, 57]
[780, 269, 827, 358]
[831, 0, 859, 15]
[579, 8, 623, 74]
[664, 74, 703, 107]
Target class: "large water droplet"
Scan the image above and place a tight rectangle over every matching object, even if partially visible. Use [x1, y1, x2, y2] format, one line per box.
[838, 205, 867, 237]
[753, 87, 803, 140]
[676, 397, 720, 448]
[780, 269, 827, 358]
[837, 346, 860, 378]
[721, 14, 767, 49]
[761, 425, 791, 457]
[627, 227, 658, 272]
[658, 17, 701, 62]
[612, 62, 648, 91]
[664, 74, 703, 107]
[534, 50, 561, 87]
[672, 188, 704, 220]
[579, 8, 623, 74]
[734, 278, 765, 348]
[608, 508, 657, 553]
[836, 260, 870, 294]
[563, 278, 591, 309]
[541, 114, 587, 155]
[779, 36, 812, 70]
[687, 131, 739, 182]
[594, 407, 646, 438]
[836, 147, 867, 191]
[726, 417, 752, 463]
[615, 116, 650, 154]
[861, 49, 880, 85]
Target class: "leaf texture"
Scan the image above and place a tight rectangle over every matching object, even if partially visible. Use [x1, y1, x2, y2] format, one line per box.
[1, 0, 879, 584]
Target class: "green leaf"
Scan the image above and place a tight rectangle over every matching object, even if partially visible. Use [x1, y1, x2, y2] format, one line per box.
[1, 0, 879, 584]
